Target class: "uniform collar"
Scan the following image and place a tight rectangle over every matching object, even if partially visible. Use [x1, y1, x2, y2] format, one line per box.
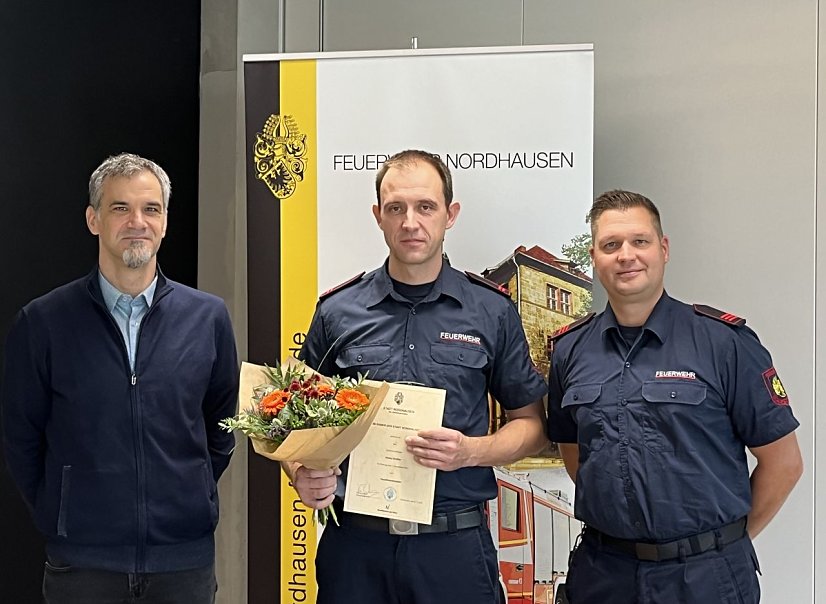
[601, 291, 674, 345]
[366, 260, 464, 307]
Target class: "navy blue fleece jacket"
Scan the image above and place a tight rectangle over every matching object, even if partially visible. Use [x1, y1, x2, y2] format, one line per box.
[2, 268, 238, 573]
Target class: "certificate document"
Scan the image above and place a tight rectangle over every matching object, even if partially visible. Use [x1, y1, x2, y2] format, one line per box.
[343, 382, 446, 524]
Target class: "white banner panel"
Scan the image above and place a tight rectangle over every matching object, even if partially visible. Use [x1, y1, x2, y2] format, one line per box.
[243, 44, 593, 604]
[310, 46, 594, 289]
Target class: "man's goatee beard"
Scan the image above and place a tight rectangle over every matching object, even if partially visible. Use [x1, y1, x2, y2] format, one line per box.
[122, 243, 153, 269]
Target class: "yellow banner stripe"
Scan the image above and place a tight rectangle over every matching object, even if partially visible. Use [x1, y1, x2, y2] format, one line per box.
[280, 58, 318, 360]
[279, 59, 319, 604]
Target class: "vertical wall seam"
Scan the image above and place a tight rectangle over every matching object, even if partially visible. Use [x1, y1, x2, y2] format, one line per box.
[814, 1, 819, 600]
[318, 0, 324, 52]
[278, 0, 286, 53]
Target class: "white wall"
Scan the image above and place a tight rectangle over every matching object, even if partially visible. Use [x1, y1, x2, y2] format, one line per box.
[201, 2, 820, 602]
[521, 5, 816, 603]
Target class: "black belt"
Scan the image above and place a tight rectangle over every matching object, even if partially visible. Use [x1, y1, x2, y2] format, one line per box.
[586, 518, 747, 562]
[335, 501, 485, 536]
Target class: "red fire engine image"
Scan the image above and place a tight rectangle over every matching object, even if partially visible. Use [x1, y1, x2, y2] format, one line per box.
[488, 467, 581, 604]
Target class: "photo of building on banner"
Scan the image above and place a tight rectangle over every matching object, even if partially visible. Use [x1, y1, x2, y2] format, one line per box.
[244, 44, 593, 604]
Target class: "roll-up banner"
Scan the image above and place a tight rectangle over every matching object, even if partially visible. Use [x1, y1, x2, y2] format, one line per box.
[243, 44, 593, 603]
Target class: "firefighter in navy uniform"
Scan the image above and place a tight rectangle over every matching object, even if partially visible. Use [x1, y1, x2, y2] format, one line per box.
[284, 150, 548, 604]
[547, 190, 802, 604]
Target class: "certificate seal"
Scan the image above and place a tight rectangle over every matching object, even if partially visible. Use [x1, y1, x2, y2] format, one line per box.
[383, 487, 397, 502]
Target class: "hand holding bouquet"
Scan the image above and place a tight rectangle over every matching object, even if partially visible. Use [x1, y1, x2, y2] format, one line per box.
[220, 358, 388, 524]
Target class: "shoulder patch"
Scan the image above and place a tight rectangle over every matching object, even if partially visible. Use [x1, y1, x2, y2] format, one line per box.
[550, 313, 596, 341]
[319, 272, 365, 301]
[693, 304, 746, 327]
[464, 271, 510, 297]
[762, 367, 790, 406]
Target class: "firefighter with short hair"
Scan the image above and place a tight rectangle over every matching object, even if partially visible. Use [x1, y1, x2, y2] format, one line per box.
[548, 190, 802, 603]
[284, 149, 548, 603]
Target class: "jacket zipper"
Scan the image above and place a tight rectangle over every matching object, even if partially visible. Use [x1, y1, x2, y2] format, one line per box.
[130, 288, 169, 573]
[130, 370, 146, 573]
[89, 277, 172, 573]
[129, 285, 172, 573]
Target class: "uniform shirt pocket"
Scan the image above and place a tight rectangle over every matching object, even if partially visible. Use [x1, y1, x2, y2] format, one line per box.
[561, 384, 604, 452]
[430, 342, 488, 369]
[641, 381, 706, 405]
[641, 380, 707, 453]
[337, 344, 391, 370]
[430, 342, 489, 431]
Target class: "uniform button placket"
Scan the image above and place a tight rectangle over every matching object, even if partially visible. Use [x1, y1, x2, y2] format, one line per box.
[617, 358, 633, 503]
[619, 351, 643, 528]
[402, 308, 417, 382]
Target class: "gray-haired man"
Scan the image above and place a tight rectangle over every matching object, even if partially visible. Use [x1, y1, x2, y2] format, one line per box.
[2, 153, 239, 603]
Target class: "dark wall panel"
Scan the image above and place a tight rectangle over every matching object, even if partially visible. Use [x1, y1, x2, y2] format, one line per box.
[0, 3, 201, 600]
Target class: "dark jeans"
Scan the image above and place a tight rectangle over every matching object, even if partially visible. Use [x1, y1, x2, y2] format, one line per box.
[42, 560, 216, 604]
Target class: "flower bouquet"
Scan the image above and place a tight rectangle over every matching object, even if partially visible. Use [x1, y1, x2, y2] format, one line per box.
[220, 357, 388, 524]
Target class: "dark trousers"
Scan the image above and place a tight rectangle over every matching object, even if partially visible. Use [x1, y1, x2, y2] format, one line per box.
[315, 521, 499, 604]
[42, 560, 216, 604]
[566, 532, 761, 604]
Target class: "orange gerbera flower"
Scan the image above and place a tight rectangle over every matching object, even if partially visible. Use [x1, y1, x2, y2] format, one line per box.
[335, 388, 369, 411]
[316, 384, 335, 397]
[260, 389, 291, 414]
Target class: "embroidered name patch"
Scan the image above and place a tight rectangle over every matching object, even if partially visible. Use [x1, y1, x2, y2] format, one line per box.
[762, 367, 789, 406]
[655, 370, 696, 380]
[440, 332, 481, 345]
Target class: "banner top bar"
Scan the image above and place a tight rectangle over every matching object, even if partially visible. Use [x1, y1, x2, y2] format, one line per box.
[243, 43, 593, 63]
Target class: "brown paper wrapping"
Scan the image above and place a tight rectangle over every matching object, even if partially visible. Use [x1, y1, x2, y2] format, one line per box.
[238, 358, 389, 470]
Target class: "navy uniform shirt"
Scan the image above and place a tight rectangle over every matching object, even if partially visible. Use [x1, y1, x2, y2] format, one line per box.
[548, 293, 799, 541]
[300, 261, 547, 512]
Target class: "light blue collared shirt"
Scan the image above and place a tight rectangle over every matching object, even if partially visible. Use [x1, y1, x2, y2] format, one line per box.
[98, 272, 158, 371]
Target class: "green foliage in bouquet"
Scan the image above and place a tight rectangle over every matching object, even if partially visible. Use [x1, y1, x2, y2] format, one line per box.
[220, 364, 371, 445]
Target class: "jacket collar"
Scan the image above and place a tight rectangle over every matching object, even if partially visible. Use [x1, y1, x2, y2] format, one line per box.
[85, 265, 173, 305]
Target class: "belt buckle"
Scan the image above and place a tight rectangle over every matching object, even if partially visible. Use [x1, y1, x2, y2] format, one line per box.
[389, 519, 419, 535]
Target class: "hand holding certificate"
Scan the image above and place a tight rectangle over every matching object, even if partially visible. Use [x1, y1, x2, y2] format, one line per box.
[344, 382, 446, 524]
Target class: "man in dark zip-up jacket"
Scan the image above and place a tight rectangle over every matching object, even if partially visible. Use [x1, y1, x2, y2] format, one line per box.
[1, 153, 239, 604]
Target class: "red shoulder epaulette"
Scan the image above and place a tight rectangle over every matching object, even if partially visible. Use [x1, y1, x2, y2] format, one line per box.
[693, 304, 746, 327]
[550, 313, 596, 341]
[319, 272, 365, 301]
[464, 271, 510, 297]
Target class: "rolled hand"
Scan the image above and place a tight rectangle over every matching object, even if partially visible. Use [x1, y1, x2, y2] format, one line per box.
[405, 427, 475, 471]
[293, 465, 341, 510]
